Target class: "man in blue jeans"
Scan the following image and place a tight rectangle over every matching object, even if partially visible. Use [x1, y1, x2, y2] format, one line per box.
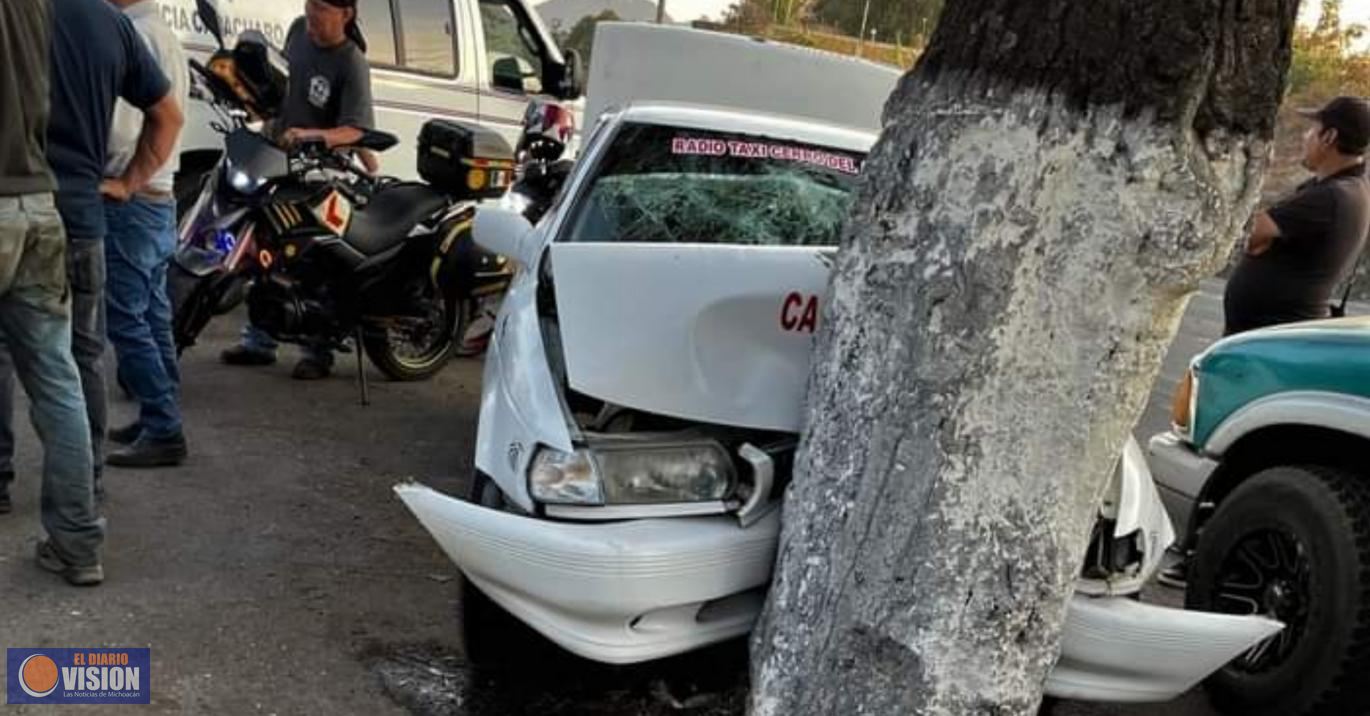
[0, 0, 182, 581]
[0, 0, 105, 586]
[101, 0, 191, 467]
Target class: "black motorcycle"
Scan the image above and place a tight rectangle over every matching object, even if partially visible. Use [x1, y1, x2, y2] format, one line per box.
[173, 0, 518, 383]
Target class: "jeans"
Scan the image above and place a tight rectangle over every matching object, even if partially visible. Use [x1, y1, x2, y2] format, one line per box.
[105, 198, 181, 438]
[0, 236, 107, 480]
[0, 194, 102, 566]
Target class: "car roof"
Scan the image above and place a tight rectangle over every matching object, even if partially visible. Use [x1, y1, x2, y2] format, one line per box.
[614, 102, 879, 155]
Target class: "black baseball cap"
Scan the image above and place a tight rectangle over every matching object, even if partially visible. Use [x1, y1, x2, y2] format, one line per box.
[1299, 96, 1370, 155]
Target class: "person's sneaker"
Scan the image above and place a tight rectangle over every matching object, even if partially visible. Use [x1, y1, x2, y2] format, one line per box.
[106, 434, 188, 468]
[1157, 561, 1188, 589]
[36, 540, 103, 587]
[0, 475, 11, 515]
[291, 357, 332, 380]
[108, 422, 142, 446]
[220, 344, 277, 366]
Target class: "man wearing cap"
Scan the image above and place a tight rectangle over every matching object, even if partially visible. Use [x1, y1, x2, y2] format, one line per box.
[1223, 96, 1370, 336]
[220, 0, 376, 380]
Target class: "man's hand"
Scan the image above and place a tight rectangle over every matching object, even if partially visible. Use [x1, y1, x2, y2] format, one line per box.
[281, 127, 323, 148]
[1245, 212, 1282, 256]
[100, 178, 133, 203]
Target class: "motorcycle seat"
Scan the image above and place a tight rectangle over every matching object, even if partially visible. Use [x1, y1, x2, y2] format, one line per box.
[343, 183, 449, 256]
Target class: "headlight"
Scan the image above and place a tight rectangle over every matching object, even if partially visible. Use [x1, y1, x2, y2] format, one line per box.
[529, 448, 602, 505]
[1171, 367, 1197, 437]
[226, 167, 262, 194]
[528, 440, 736, 506]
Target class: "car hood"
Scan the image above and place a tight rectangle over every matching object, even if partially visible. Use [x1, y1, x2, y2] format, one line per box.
[549, 242, 832, 432]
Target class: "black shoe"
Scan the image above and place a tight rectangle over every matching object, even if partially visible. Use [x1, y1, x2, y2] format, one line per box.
[108, 422, 142, 446]
[221, 345, 277, 366]
[106, 434, 187, 468]
[291, 357, 332, 380]
[0, 474, 11, 515]
[36, 539, 103, 587]
[1157, 561, 1188, 590]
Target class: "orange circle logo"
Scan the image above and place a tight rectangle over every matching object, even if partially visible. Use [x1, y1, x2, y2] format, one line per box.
[19, 654, 59, 698]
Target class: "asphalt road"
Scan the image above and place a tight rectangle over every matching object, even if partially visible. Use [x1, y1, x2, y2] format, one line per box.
[0, 280, 1331, 715]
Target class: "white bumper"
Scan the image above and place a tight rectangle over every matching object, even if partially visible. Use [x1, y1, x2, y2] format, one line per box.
[396, 483, 1280, 702]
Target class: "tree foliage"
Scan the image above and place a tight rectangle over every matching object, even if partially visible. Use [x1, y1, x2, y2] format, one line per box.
[557, 10, 621, 72]
[1290, 0, 1370, 97]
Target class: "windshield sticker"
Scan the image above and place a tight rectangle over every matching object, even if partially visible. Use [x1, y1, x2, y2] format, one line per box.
[671, 137, 862, 175]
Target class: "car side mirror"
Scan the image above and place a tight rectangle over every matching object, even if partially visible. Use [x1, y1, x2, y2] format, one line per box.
[560, 49, 586, 100]
[493, 56, 541, 95]
[474, 206, 538, 267]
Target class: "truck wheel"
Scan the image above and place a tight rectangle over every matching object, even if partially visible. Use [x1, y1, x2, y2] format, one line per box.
[457, 473, 554, 671]
[1186, 466, 1370, 716]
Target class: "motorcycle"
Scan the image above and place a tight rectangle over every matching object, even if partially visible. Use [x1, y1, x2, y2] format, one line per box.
[172, 0, 537, 383]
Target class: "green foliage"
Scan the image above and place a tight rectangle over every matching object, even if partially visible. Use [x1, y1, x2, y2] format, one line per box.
[1290, 0, 1370, 98]
[560, 10, 621, 70]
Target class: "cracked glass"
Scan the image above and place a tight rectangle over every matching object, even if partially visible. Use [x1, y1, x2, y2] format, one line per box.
[565, 123, 866, 247]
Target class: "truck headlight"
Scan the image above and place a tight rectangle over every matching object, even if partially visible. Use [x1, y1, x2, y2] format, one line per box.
[528, 440, 736, 506]
[1171, 367, 1197, 438]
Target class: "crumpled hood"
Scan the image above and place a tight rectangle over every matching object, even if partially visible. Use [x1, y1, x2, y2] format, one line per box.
[549, 242, 831, 431]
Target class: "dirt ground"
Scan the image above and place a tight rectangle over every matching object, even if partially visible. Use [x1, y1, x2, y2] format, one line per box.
[0, 309, 1229, 715]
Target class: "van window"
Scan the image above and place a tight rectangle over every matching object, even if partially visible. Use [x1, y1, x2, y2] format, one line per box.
[480, 0, 544, 93]
[357, 0, 398, 66]
[397, 0, 457, 76]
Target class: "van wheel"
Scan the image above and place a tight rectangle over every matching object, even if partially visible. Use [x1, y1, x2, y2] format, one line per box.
[1186, 466, 1370, 716]
[458, 473, 556, 671]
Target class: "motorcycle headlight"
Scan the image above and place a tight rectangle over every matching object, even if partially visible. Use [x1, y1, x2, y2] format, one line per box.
[528, 441, 736, 506]
[226, 166, 264, 195]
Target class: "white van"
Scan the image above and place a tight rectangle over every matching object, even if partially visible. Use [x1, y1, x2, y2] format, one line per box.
[156, 0, 583, 200]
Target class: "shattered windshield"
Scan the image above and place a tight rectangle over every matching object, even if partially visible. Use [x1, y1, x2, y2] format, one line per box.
[564, 123, 865, 247]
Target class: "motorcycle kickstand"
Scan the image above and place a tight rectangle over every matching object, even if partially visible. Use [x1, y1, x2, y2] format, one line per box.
[355, 328, 370, 407]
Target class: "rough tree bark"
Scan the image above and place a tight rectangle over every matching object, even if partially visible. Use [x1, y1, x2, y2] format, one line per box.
[749, 1, 1298, 714]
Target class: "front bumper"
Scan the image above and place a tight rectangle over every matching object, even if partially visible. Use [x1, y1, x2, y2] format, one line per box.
[1146, 432, 1219, 539]
[397, 483, 1280, 702]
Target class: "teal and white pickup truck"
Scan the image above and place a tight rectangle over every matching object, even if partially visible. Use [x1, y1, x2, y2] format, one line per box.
[1149, 316, 1370, 716]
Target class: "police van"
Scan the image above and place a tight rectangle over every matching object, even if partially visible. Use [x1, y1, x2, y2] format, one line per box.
[157, 0, 583, 200]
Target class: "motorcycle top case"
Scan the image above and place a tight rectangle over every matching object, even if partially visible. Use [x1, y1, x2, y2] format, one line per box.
[417, 120, 516, 201]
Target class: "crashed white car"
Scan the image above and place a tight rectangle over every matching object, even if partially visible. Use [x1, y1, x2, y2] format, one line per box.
[395, 96, 1284, 703]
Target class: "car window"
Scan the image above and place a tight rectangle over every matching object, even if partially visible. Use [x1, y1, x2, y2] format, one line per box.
[357, 0, 399, 66]
[564, 123, 865, 247]
[479, 0, 544, 93]
[397, 0, 457, 76]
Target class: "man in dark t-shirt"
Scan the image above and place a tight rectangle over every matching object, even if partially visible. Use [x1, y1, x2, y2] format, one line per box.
[1224, 97, 1370, 336]
[221, 0, 376, 380]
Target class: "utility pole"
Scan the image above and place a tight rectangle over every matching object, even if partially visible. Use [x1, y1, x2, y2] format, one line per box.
[656, 0, 667, 23]
[856, 0, 872, 57]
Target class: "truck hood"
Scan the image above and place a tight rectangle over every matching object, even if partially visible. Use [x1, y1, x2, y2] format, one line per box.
[549, 242, 831, 432]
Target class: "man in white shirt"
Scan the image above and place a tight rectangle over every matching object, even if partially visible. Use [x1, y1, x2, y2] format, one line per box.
[101, 0, 190, 468]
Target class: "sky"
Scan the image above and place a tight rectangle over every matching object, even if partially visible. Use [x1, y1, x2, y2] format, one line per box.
[649, 0, 732, 22]
[663, 0, 739, 21]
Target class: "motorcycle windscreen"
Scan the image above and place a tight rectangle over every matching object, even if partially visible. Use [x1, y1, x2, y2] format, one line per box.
[549, 242, 832, 432]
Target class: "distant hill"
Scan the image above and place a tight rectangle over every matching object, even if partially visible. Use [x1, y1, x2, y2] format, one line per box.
[536, 0, 671, 30]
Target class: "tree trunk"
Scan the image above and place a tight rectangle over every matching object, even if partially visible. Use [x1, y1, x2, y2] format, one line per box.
[749, 1, 1298, 714]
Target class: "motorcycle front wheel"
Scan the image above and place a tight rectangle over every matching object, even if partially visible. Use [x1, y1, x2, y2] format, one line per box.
[362, 297, 474, 382]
